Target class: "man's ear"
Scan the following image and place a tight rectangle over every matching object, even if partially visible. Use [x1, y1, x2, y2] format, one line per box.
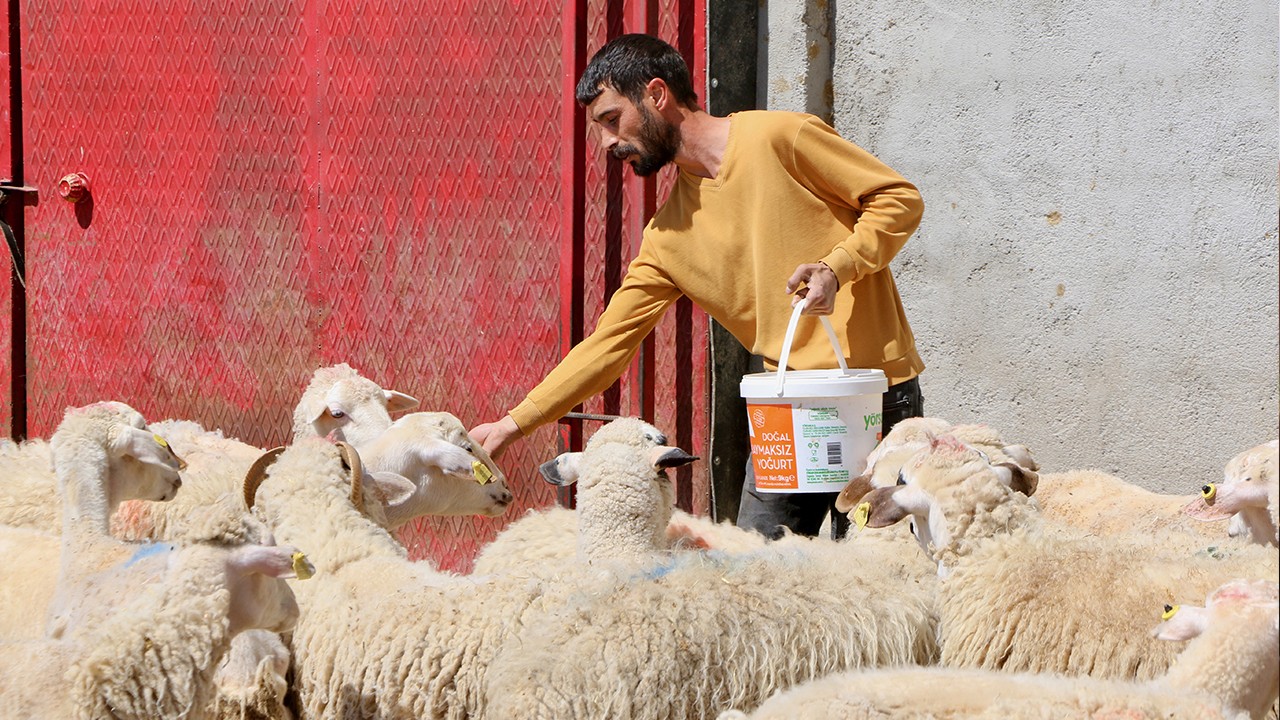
[645, 77, 669, 110]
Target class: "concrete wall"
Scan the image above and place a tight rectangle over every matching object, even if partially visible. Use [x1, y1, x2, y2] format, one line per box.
[762, 0, 1278, 491]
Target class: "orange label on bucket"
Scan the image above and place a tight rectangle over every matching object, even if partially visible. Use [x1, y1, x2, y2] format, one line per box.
[747, 403, 799, 490]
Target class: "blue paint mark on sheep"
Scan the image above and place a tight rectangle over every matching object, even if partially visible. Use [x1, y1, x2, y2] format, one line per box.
[125, 542, 176, 567]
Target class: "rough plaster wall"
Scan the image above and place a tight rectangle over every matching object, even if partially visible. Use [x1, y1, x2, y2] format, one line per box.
[766, 0, 1279, 492]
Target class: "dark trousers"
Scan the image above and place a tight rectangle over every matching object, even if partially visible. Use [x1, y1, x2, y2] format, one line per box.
[736, 376, 924, 540]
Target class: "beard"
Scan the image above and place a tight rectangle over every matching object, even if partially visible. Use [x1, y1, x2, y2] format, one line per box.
[611, 104, 681, 177]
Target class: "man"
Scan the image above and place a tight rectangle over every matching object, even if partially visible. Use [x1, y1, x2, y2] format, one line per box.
[471, 33, 925, 539]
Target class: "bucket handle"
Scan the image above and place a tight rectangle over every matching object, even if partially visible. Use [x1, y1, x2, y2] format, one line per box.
[774, 297, 850, 397]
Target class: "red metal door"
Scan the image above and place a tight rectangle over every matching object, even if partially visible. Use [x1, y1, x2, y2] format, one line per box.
[16, 0, 706, 571]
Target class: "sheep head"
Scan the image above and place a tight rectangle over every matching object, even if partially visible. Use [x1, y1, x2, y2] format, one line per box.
[50, 402, 187, 536]
[292, 363, 419, 446]
[1183, 440, 1277, 530]
[357, 411, 513, 526]
[844, 434, 1041, 577]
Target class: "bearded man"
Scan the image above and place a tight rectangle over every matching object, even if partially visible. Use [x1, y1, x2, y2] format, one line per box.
[472, 33, 926, 540]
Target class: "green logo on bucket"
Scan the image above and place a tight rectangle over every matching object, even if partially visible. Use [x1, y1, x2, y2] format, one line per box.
[863, 412, 882, 431]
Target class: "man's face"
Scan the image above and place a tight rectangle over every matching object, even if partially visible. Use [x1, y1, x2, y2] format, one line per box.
[587, 85, 681, 177]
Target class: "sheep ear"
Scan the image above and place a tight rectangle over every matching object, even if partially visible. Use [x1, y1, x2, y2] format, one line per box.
[384, 390, 419, 414]
[1000, 444, 1040, 472]
[539, 453, 582, 486]
[993, 462, 1039, 496]
[1152, 604, 1209, 642]
[651, 447, 698, 469]
[113, 426, 187, 471]
[1182, 494, 1235, 522]
[860, 486, 913, 528]
[367, 471, 417, 507]
[834, 474, 875, 514]
[410, 437, 475, 476]
[228, 545, 299, 580]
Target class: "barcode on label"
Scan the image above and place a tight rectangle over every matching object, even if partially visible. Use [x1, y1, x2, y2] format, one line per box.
[826, 442, 842, 466]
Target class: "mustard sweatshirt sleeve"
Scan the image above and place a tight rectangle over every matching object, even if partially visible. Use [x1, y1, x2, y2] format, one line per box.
[508, 247, 681, 434]
[790, 117, 925, 288]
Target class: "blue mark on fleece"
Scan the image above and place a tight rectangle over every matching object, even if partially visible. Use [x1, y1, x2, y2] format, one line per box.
[125, 542, 175, 567]
[633, 550, 739, 582]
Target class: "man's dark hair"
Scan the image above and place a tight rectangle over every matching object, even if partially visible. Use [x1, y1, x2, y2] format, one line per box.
[575, 34, 700, 109]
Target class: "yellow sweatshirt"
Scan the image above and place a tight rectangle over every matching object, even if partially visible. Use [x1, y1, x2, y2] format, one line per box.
[510, 110, 925, 433]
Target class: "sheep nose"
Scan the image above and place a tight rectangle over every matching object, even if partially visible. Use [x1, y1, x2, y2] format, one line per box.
[172, 477, 183, 489]
[497, 488, 513, 505]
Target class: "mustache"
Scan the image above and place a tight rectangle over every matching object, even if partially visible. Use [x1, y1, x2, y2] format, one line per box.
[611, 144, 639, 160]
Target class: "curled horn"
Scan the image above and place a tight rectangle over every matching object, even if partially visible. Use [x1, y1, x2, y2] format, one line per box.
[243, 447, 287, 509]
[335, 441, 363, 511]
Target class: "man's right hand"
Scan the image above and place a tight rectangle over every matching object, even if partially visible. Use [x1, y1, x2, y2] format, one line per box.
[469, 415, 522, 459]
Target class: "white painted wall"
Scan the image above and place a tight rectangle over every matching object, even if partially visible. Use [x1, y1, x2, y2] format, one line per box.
[763, 0, 1278, 491]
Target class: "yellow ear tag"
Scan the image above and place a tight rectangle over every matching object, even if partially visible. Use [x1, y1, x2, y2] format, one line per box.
[853, 502, 871, 530]
[1200, 484, 1217, 502]
[291, 551, 315, 580]
[472, 460, 494, 486]
[153, 434, 169, 448]
[1161, 604, 1179, 621]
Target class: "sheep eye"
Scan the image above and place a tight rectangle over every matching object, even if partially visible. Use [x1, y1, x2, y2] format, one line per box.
[462, 443, 474, 454]
[896, 471, 906, 486]
[329, 409, 346, 419]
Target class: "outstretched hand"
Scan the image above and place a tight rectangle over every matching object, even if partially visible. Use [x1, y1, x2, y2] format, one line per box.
[469, 415, 522, 460]
[785, 262, 839, 315]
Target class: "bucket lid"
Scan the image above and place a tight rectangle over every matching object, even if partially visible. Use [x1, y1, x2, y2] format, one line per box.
[740, 368, 888, 400]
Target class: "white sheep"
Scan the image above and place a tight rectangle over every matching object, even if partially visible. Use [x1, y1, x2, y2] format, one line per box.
[0, 437, 59, 530]
[482, 425, 939, 720]
[291, 361, 419, 446]
[0, 529, 308, 720]
[20, 402, 186, 639]
[0, 402, 186, 534]
[355, 410, 513, 526]
[471, 417, 763, 576]
[243, 437, 560, 719]
[1185, 439, 1279, 547]
[843, 435, 1279, 684]
[246, 419, 717, 719]
[721, 577, 1280, 720]
[472, 504, 766, 575]
[836, 417, 1233, 548]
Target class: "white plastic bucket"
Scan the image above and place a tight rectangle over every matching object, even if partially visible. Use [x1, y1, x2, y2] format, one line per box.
[740, 299, 888, 493]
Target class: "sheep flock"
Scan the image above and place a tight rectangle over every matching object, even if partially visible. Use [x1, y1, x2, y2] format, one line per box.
[0, 364, 1276, 720]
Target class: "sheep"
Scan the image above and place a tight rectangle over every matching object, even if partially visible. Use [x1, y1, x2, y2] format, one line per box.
[355, 410, 513, 526]
[1185, 439, 1279, 547]
[842, 435, 1279, 685]
[0, 402, 186, 535]
[0, 437, 59, 530]
[471, 416, 763, 575]
[835, 417, 1232, 548]
[534, 417, 701, 563]
[243, 437, 560, 719]
[0, 527, 308, 720]
[244, 418, 724, 719]
[1, 364, 419, 538]
[472, 505, 767, 575]
[11, 402, 184, 640]
[720, 577, 1280, 720]
[291, 361, 419, 446]
[481, 426, 938, 720]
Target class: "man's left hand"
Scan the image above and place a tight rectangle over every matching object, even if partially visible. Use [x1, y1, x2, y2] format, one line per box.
[785, 262, 839, 315]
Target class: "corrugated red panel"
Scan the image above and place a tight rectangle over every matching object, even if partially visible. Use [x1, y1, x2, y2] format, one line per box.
[575, 0, 709, 514]
[0, 14, 13, 440]
[18, 0, 706, 570]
